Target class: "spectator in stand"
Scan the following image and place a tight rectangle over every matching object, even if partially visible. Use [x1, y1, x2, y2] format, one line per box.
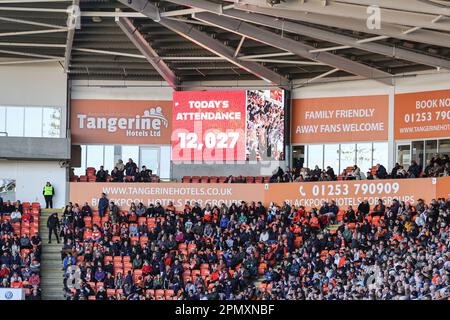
[108, 201, 120, 222]
[96, 166, 108, 182]
[98, 193, 109, 217]
[348, 165, 362, 180]
[81, 202, 92, 217]
[4, 201, 14, 214]
[10, 208, 22, 223]
[115, 159, 125, 172]
[372, 199, 386, 217]
[42, 181, 55, 209]
[270, 166, 285, 182]
[311, 165, 322, 180]
[111, 167, 124, 183]
[408, 160, 422, 178]
[443, 163, 450, 176]
[125, 158, 138, 177]
[357, 199, 370, 216]
[138, 166, 152, 182]
[375, 163, 387, 179]
[391, 162, 402, 178]
[15, 200, 23, 214]
[429, 162, 444, 177]
[325, 166, 336, 180]
[47, 213, 60, 244]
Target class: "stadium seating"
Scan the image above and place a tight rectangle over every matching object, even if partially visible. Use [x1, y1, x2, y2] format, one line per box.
[0, 201, 41, 299]
[59, 195, 450, 300]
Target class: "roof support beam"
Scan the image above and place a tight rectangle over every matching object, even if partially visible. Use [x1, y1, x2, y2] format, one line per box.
[118, 0, 290, 87]
[158, 18, 291, 88]
[63, 0, 79, 72]
[219, 9, 450, 69]
[234, 36, 245, 57]
[164, 0, 223, 14]
[115, 16, 178, 89]
[0, 49, 63, 59]
[0, 58, 64, 65]
[296, 68, 340, 88]
[0, 0, 70, 3]
[334, 0, 450, 16]
[0, 16, 67, 29]
[223, 0, 450, 32]
[0, 28, 67, 37]
[0, 42, 65, 48]
[0, 7, 68, 13]
[193, 12, 393, 85]
[233, 4, 450, 48]
[117, 0, 160, 22]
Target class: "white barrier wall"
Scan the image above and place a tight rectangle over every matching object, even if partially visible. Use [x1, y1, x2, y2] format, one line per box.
[0, 160, 67, 208]
[0, 62, 68, 207]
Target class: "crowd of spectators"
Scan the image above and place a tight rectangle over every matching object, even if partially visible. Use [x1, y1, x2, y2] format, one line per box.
[269, 153, 449, 183]
[0, 198, 42, 300]
[71, 158, 158, 183]
[59, 193, 449, 300]
[246, 90, 285, 162]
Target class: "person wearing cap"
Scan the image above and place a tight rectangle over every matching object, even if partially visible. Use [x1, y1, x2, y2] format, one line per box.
[42, 181, 55, 209]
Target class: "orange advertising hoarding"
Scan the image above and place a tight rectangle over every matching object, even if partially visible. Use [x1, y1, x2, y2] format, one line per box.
[70, 178, 444, 211]
[395, 89, 450, 140]
[266, 178, 437, 209]
[291, 95, 389, 143]
[69, 182, 266, 208]
[437, 176, 450, 199]
[71, 99, 172, 144]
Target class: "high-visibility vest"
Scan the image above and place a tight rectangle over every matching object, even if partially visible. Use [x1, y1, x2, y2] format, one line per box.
[44, 185, 54, 195]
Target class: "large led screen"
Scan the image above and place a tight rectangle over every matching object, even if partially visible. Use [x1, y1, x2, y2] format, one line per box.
[172, 89, 285, 162]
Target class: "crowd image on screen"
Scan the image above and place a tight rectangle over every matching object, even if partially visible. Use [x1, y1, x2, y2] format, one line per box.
[59, 193, 449, 300]
[0, 199, 42, 300]
[246, 90, 285, 162]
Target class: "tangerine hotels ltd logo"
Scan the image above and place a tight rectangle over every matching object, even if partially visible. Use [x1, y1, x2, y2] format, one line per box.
[76, 107, 169, 137]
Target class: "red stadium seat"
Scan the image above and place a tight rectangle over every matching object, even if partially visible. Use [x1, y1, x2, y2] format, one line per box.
[209, 176, 218, 183]
[181, 176, 191, 183]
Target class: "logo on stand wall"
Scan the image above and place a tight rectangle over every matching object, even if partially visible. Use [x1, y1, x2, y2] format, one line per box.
[71, 99, 172, 144]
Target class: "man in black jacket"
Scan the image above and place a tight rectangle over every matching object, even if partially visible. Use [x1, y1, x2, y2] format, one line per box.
[375, 163, 387, 179]
[138, 165, 152, 182]
[125, 158, 138, 176]
[47, 212, 60, 244]
[95, 166, 108, 182]
[407, 160, 422, 178]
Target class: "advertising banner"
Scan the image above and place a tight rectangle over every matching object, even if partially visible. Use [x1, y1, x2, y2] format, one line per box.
[171, 91, 247, 161]
[171, 90, 286, 162]
[291, 95, 389, 143]
[70, 182, 266, 209]
[437, 176, 450, 199]
[0, 288, 25, 301]
[71, 99, 172, 144]
[265, 178, 437, 209]
[70, 178, 446, 211]
[395, 89, 450, 140]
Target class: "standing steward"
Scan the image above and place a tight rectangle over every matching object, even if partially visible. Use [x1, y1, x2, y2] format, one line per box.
[43, 181, 55, 209]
